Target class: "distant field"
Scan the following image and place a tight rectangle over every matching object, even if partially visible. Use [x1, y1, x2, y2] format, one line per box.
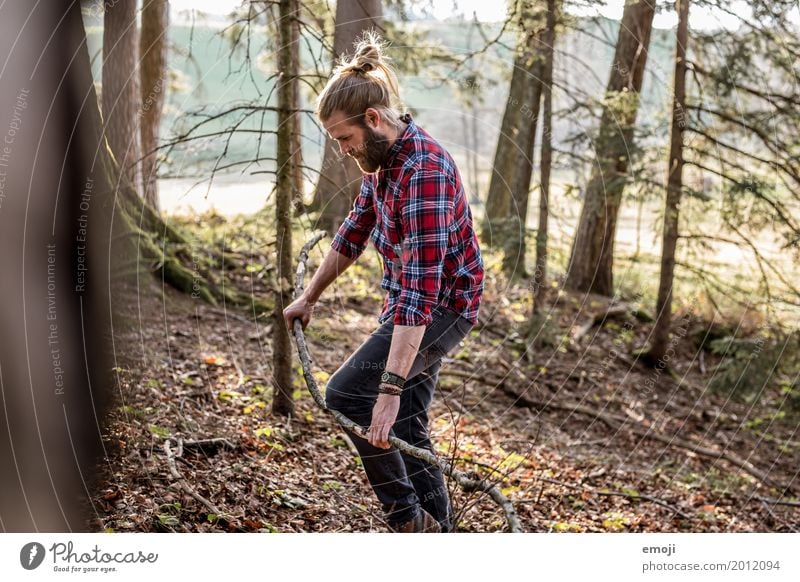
[158, 168, 800, 327]
[84, 16, 676, 175]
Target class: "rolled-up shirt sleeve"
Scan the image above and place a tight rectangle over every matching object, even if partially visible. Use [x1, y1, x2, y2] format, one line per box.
[330, 177, 376, 259]
[394, 166, 454, 326]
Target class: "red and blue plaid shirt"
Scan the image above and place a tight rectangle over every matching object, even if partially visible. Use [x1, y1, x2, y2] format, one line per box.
[331, 114, 484, 327]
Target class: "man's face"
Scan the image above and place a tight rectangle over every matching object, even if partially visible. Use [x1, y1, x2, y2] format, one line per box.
[323, 110, 391, 174]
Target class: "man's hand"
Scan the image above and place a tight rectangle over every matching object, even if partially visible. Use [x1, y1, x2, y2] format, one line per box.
[367, 392, 401, 449]
[283, 295, 314, 331]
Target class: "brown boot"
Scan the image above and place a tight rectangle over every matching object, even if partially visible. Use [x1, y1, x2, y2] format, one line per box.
[390, 508, 442, 533]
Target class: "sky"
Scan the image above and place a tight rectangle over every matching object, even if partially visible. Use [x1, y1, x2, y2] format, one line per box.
[168, 0, 795, 31]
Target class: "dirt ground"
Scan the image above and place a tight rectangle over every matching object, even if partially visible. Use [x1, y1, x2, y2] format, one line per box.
[91, 254, 799, 533]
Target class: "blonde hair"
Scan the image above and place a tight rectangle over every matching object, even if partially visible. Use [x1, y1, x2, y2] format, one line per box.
[316, 32, 402, 125]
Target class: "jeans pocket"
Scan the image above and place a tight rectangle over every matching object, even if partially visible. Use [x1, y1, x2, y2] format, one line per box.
[455, 316, 474, 336]
[434, 319, 471, 359]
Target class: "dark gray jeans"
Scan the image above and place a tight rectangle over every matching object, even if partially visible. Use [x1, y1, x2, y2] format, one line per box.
[325, 306, 474, 532]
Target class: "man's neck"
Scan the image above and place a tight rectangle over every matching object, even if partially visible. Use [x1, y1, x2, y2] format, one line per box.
[374, 118, 408, 174]
[384, 118, 408, 152]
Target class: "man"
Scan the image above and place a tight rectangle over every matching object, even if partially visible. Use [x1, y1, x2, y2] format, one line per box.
[283, 35, 483, 533]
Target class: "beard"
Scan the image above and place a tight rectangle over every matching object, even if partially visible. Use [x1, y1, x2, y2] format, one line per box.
[350, 125, 391, 174]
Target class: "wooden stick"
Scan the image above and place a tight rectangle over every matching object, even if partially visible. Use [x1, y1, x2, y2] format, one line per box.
[572, 303, 631, 342]
[290, 233, 523, 532]
[518, 475, 692, 520]
[753, 496, 800, 508]
[163, 438, 226, 520]
[501, 384, 789, 492]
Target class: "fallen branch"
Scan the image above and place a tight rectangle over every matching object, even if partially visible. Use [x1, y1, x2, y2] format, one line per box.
[517, 475, 692, 520]
[753, 496, 800, 508]
[290, 233, 523, 532]
[182, 438, 237, 454]
[163, 438, 228, 522]
[572, 303, 631, 342]
[501, 384, 789, 493]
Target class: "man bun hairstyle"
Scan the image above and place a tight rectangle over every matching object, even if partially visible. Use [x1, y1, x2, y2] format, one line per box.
[316, 31, 402, 124]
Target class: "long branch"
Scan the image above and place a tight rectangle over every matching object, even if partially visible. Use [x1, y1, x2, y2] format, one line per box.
[683, 158, 799, 234]
[289, 233, 524, 532]
[500, 384, 790, 493]
[685, 126, 800, 188]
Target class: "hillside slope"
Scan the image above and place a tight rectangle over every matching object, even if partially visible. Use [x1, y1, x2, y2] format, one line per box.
[93, 229, 799, 533]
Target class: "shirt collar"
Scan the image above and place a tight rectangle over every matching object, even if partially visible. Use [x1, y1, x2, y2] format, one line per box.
[381, 113, 415, 175]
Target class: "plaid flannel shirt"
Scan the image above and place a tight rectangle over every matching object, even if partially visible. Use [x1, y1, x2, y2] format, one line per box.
[330, 114, 484, 327]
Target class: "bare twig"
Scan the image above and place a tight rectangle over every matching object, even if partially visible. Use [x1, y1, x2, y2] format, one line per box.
[753, 496, 800, 508]
[163, 438, 228, 521]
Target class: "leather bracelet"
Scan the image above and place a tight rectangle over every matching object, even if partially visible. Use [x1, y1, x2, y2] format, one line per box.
[378, 383, 403, 397]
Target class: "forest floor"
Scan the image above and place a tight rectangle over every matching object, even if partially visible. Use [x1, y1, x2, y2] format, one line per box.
[91, 213, 800, 533]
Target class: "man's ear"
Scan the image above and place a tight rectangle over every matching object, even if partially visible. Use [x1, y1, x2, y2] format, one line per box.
[363, 107, 381, 129]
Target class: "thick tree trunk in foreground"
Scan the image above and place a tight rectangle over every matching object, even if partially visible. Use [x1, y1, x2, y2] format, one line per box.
[0, 0, 252, 530]
[0, 1, 119, 530]
[565, 0, 656, 295]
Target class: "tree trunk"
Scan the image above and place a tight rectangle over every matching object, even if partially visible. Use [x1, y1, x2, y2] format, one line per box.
[468, 106, 480, 198]
[103, 4, 242, 310]
[503, 26, 546, 280]
[0, 0, 245, 530]
[564, 0, 656, 295]
[103, 0, 143, 198]
[482, 56, 526, 241]
[647, 0, 690, 364]
[0, 0, 125, 530]
[463, 24, 480, 199]
[273, 0, 300, 417]
[483, 1, 546, 280]
[289, 2, 306, 215]
[533, 0, 557, 314]
[310, 0, 382, 234]
[139, 0, 169, 210]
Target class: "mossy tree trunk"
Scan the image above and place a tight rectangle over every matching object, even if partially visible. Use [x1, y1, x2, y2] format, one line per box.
[98, 2, 245, 309]
[102, 0, 143, 198]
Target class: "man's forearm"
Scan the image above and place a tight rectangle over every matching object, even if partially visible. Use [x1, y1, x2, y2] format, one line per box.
[385, 324, 426, 381]
[303, 248, 357, 304]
